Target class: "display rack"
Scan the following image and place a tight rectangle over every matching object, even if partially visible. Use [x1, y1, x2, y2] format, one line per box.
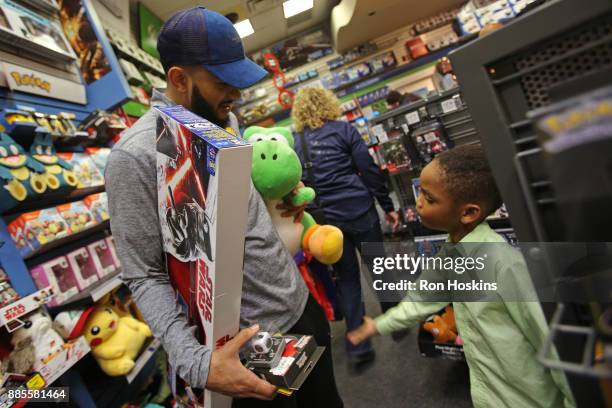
[50, 270, 122, 312]
[450, 0, 611, 405]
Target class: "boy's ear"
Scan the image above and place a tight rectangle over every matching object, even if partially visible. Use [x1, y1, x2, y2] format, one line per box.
[460, 203, 482, 225]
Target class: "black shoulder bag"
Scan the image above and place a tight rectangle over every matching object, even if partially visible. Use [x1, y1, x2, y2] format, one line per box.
[298, 130, 327, 224]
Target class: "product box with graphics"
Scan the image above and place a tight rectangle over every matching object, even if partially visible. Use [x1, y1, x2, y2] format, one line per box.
[87, 239, 118, 279]
[56, 153, 104, 188]
[56, 201, 97, 233]
[155, 105, 252, 408]
[83, 192, 109, 223]
[66, 246, 100, 290]
[245, 334, 324, 390]
[30, 256, 79, 307]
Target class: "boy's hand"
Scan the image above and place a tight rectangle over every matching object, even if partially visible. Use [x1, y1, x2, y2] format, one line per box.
[385, 211, 400, 232]
[347, 316, 379, 346]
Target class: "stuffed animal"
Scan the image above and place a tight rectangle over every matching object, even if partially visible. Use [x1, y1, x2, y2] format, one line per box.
[8, 336, 35, 374]
[244, 126, 343, 264]
[422, 305, 458, 344]
[83, 306, 152, 376]
[0, 132, 47, 212]
[11, 311, 64, 369]
[29, 130, 77, 191]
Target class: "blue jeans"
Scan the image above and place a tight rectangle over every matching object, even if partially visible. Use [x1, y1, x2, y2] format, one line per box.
[329, 206, 398, 355]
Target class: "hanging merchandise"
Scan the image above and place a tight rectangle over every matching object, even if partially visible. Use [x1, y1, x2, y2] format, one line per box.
[264, 52, 294, 109]
[409, 120, 452, 165]
[29, 130, 78, 192]
[0, 132, 47, 213]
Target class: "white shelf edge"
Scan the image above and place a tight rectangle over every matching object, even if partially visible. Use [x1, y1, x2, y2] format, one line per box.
[90, 275, 123, 302]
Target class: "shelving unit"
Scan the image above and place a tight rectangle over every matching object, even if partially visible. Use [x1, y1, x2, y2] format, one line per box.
[0, 287, 52, 331]
[125, 338, 161, 384]
[50, 271, 123, 312]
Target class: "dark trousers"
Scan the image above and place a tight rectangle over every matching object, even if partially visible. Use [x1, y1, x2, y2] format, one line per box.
[232, 296, 343, 408]
[329, 206, 398, 355]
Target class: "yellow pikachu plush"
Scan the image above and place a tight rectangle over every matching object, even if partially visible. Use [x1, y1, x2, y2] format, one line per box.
[83, 306, 152, 376]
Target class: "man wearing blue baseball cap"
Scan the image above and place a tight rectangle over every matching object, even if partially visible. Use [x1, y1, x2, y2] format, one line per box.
[106, 6, 343, 408]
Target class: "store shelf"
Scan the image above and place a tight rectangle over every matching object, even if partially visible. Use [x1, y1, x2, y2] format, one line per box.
[2, 186, 105, 218]
[0, 287, 53, 332]
[125, 338, 161, 384]
[0, 28, 75, 63]
[19, 0, 59, 15]
[51, 271, 123, 312]
[24, 220, 111, 265]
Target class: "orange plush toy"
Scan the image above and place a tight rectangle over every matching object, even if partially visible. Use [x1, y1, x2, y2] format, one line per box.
[423, 305, 458, 344]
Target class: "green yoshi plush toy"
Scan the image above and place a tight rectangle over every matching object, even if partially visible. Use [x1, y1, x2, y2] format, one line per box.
[244, 126, 343, 265]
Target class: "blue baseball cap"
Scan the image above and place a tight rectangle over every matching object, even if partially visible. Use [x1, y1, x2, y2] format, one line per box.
[157, 7, 268, 89]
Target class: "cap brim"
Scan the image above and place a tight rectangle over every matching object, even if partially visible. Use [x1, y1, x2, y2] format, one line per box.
[204, 57, 269, 89]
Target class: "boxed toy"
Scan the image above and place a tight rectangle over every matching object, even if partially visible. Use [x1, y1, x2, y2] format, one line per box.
[21, 207, 70, 253]
[418, 305, 465, 362]
[87, 238, 118, 278]
[56, 152, 104, 188]
[30, 256, 79, 307]
[66, 246, 100, 290]
[105, 236, 121, 268]
[83, 192, 109, 223]
[381, 139, 411, 173]
[84, 147, 111, 174]
[409, 120, 451, 164]
[245, 333, 324, 390]
[56, 201, 96, 233]
[155, 105, 252, 407]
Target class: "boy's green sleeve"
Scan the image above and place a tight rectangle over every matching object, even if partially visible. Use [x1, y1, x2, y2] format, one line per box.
[375, 300, 449, 335]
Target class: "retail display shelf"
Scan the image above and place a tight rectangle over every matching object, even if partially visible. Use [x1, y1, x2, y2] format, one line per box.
[125, 338, 161, 384]
[0, 287, 53, 331]
[24, 220, 111, 263]
[2, 186, 105, 218]
[41, 336, 91, 386]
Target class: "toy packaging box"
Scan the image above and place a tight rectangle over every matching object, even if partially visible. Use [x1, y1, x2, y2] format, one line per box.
[87, 239, 118, 279]
[20, 208, 71, 254]
[66, 246, 100, 290]
[7, 216, 31, 257]
[245, 334, 324, 391]
[84, 192, 109, 223]
[56, 152, 104, 188]
[105, 236, 121, 268]
[84, 147, 111, 174]
[155, 105, 252, 407]
[56, 201, 97, 233]
[30, 256, 79, 307]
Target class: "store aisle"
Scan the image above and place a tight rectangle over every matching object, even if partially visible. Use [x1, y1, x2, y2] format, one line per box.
[330, 313, 473, 408]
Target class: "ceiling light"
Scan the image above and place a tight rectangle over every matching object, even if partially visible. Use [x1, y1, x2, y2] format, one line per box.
[283, 0, 314, 19]
[234, 19, 254, 38]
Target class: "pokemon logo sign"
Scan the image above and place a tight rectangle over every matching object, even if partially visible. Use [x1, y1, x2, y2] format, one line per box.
[10, 72, 51, 93]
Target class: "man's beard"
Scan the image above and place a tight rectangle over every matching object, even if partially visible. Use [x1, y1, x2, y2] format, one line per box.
[190, 86, 229, 128]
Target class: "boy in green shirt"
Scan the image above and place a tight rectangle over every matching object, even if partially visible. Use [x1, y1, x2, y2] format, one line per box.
[348, 145, 575, 408]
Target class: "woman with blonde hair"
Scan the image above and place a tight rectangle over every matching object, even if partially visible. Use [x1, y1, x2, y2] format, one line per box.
[291, 87, 401, 365]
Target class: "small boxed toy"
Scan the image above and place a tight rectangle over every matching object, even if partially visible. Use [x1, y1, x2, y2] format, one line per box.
[30, 256, 79, 307]
[87, 239, 118, 278]
[105, 236, 121, 268]
[84, 192, 109, 223]
[84, 147, 111, 174]
[7, 216, 31, 257]
[66, 246, 100, 290]
[245, 333, 324, 390]
[21, 208, 71, 252]
[56, 153, 104, 188]
[57, 201, 97, 233]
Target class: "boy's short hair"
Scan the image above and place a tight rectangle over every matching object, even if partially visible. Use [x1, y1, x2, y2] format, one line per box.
[434, 144, 503, 217]
[386, 91, 402, 105]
